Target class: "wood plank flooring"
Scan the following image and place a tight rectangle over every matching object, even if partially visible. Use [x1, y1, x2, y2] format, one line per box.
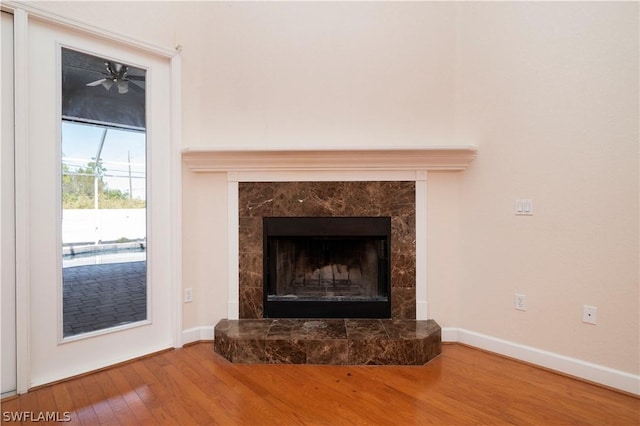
[1, 343, 638, 425]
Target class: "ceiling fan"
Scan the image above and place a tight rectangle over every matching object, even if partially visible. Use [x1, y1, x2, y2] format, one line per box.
[85, 61, 144, 94]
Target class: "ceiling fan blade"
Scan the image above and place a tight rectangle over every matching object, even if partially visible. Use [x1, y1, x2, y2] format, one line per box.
[128, 80, 145, 90]
[86, 78, 107, 87]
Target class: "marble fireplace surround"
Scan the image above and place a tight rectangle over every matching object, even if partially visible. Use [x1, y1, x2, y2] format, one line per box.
[182, 146, 478, 321]
[240, 181, 415, 319]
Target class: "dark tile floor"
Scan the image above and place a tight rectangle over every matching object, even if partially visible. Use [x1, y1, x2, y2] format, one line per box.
[214, 318, 441, 365]
[62, 261, 146, 337]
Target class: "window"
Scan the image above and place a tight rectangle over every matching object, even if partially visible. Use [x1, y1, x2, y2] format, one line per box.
[61, 48, 147, 337]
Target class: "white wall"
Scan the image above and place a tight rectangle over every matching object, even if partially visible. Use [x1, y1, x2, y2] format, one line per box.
[24, 1, 640, 378]
[425, 171, 462, 329]
[32, 1, 458, 147]
[183, 2, 457, 148]
[181, 171, 228, 332]
[455, 2, 639, 374]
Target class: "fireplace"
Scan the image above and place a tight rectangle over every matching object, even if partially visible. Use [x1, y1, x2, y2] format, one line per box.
[182, 147, 477, 365]
[263, 217, 391, 318]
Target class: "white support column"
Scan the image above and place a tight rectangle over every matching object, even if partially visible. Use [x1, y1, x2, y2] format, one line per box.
[415, 171, 428, 320]
[227, 172, 239, 319]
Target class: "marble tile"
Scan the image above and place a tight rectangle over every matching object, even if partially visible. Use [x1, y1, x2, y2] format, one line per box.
[393, 218, 417, 239]
[379, 182, 416, 215]
[239, 287, 262, 319]
[309, 182, 363, 216]
[381, 319, 439, 339]
[220, 318, 272, 339]
[391, 254, 416, 288]
[265, 319, 304, 339]
[271, 182, 324, 216]
[306, 339, 349, 365]
[239, 252, 262, 289]
[239, 183, 274, 217]
[345, 319, 388, 339]
[232, 339, 266, 363]
[238, 217, 263, 254]
[391, 288, 417, 320]
[214, 319, 441, 366]
[298, 320, 347, 340]
[348, 339, 417, 365]
[265, 339, 306, 364]
[213, 335, 232, 361]
[416, 329, 442, 363]
[266, 319, 347, 340]
[214, 318, 233, 335]
[414, 319, 442, 337]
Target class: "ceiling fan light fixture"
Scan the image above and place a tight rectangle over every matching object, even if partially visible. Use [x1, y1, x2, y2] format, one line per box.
[117, 80, 129, 94]
[101, 79, 114, 91]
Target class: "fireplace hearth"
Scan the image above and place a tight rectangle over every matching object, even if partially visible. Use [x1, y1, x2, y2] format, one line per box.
[264, 217, 391, 318]
[214, 318, 441, 365]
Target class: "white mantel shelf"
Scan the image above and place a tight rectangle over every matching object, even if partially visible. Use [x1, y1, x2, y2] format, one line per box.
[182, 146, 478, 172]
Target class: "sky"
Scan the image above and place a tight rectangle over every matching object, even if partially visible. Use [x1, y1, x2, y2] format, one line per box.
[61, 121, 146, 200]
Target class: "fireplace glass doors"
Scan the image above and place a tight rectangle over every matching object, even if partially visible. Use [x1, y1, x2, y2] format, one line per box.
[263, 217, 391, 318]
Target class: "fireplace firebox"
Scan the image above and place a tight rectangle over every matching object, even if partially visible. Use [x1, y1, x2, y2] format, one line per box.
[263, 217, 391, 318]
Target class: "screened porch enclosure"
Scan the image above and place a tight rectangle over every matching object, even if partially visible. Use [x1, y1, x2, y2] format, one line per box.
[61, 47, 148, 337]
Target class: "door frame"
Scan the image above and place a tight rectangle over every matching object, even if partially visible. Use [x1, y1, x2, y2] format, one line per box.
[2, 1, 183, 393]
[1, 9, 16, 397]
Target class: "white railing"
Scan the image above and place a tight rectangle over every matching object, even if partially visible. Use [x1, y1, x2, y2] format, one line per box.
[62, 209, 145, 245]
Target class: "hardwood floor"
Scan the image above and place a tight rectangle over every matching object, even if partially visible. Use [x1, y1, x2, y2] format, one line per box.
[2, 343, 638, 425]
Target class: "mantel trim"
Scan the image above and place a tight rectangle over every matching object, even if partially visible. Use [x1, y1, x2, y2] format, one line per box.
[182, 146, 477, 172]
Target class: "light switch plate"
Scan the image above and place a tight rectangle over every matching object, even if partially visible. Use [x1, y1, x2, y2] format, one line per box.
[515, 199, 533, 215]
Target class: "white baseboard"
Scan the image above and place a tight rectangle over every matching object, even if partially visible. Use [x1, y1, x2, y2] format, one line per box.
[182, 326, 215, 345]
[442, 327, 640, 396]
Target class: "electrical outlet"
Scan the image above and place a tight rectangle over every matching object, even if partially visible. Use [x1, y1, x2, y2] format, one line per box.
[184, 288, 193, 303]
[514, 294, 526, 311]
[583, 305, 597, 325]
